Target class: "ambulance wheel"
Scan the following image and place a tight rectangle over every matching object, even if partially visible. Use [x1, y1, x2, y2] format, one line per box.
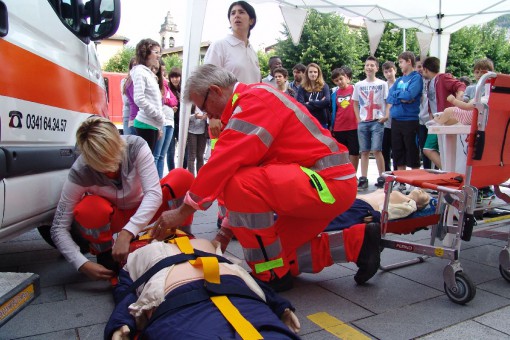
[499, 265, 510, 283]
[38, 225, 56, 248]
[444, 272, 476, 304]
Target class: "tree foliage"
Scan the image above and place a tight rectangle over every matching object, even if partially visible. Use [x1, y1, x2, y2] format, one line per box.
[275, 10, 368, 84]
[258, 50, 276, 79]
[447, 22, 510, 77]
[162, 54, 183, 70]
[103, 47, 135, 72]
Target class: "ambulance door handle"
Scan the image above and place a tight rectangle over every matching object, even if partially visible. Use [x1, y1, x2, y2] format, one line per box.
[0, 1, 8, 37]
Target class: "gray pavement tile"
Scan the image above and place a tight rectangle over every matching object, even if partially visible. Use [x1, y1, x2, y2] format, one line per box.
[0, 237, 53, 255]
[352, 290, 510, 340]
[390, 257, 502, 291]
[78, 323, 107, 340]
[460, 235, 503, 250]
[65, 280, 112, 300]
[319, 271, 443, 314]
[478, 277, 510, 299]
[0, 249, 62, 267]
[294, 264, 356, 285]
[300, 329, 345, 339]
[416, 320, 509, 339]
[0, 294, 114, 339]
[379, 247, 435, 268]
[19, 259, 89, 287]
[31, 285, 66, 305]
[475, 305, 510, 335]
[280, 284, 374, 335]
[9, 329, 77, 340]
[460, 244, 502, 268]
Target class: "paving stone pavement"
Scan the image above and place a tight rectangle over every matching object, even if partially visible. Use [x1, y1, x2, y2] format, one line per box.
[1, 161, 509, 339]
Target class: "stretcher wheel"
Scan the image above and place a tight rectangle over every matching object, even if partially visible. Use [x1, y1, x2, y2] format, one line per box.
[499, 265, 510, 283]
[443, 272, 476, 304]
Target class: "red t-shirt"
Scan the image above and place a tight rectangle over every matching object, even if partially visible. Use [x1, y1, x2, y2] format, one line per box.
[333, 85, 357, 131]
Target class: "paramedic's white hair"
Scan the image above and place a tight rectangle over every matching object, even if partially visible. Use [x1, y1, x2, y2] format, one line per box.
[183, 64, 237, 103]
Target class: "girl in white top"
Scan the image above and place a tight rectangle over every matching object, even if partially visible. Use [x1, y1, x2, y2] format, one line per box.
[131, 38, 164, 152]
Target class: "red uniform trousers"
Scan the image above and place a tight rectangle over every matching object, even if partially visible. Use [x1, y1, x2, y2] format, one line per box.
[74, 168, 194, 255]
[223, 163, 358, 282]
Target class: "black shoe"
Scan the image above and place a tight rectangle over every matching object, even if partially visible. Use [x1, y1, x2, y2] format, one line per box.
[266, 271, 294, 292]
[357, 176, 368, 191]
[375, 176, 385, 188]
[97, 249, 119, 273]
[217, 217, 223, 229]
[354, 222, 381, 285]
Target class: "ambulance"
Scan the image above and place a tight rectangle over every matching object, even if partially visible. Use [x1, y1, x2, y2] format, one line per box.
[0, 0, 120, 243]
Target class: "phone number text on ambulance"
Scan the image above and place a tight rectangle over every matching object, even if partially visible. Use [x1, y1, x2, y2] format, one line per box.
[26, 114, 67, 132]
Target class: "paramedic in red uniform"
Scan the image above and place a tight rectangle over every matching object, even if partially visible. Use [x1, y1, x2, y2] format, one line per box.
[152, 64, 381, 291]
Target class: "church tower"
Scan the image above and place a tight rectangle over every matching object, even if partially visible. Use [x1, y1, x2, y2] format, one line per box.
[159, 11, 178, 49]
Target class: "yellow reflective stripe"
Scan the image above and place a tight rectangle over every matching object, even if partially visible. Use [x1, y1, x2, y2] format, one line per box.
[254, 258, 284, 274]
[211, 296, 263, 340]
[300, 166, 336, 204]
[232, 93, 240, 106]
[252, 84, 339, 153]
[210, 138, 218, 150]
[228, 211, 274, 229]
[225, 118, 273, 148]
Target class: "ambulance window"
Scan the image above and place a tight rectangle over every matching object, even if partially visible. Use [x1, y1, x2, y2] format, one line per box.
[48, 0, 83, 36]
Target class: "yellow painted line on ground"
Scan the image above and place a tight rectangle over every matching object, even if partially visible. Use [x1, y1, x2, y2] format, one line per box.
[308, 312, 371, 339]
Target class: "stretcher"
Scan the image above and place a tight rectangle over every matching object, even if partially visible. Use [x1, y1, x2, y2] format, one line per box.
[378, 72, 510, 304]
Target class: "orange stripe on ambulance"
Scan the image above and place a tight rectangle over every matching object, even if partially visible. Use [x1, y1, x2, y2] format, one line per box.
[0, 0, 120, 242]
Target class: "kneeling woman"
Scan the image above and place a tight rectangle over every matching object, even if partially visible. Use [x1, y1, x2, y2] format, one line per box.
[50, 117, 194, 281]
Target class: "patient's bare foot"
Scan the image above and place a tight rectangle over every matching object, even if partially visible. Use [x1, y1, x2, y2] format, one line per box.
[434, 109, 458, 125]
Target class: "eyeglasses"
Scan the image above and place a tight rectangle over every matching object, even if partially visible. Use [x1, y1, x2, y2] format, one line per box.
[199, 88, 210, 113]
[151, 50, 161, 55]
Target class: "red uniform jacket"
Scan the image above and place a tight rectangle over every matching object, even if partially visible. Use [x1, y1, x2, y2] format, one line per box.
[185, 83, 355, 210]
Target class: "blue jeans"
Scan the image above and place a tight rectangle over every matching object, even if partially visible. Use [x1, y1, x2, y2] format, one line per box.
[122, 115, 130, 135]
[153, 125, 174, 178]
[167, 129, 188, 170]
[358, 120, 384, 152]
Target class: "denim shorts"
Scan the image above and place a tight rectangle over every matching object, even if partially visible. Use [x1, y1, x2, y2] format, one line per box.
[358, 120, 384, 152]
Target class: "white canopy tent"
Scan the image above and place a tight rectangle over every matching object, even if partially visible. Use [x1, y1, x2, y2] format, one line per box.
[176, 0, 510, 167]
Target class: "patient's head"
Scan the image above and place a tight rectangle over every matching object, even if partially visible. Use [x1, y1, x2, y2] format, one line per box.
[408, 189, 431, 210]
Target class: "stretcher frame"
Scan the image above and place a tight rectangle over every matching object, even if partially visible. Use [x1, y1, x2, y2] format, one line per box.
[378, 72, 510, 304]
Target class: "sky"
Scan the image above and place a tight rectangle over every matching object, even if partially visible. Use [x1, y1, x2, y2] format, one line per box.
[117, 0, 286, 51]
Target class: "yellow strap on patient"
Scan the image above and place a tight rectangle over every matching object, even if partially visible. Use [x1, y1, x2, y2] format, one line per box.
[211, 296, 263, 340]
[172, 236, 263, 339]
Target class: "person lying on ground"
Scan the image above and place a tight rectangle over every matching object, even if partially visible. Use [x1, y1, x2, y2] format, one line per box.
[325, 188, 431, 231]
[105, 237, 300, 340]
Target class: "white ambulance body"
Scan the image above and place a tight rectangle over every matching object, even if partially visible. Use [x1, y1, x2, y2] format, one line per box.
[0, 0, 120, 242]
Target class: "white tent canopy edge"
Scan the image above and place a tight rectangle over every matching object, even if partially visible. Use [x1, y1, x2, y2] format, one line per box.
[177, 0, 510, 167]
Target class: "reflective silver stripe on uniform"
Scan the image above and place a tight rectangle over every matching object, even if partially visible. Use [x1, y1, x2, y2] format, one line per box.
[311, 153, 350, 172]
[252, 84, 339, 153]
[295, 242, 313, 273]
[168, 197, 184, 210]
[243, 238, 282, 262]
[218, 205, 228, 218]
[77, 223, 111, 238]
[334, 174, 357, 180]
[329, 231, 347, 263]
[228, 211, 274, 229]
[232, 106, 243, 116]
[90, 241, 113, 253]
[225, 118, 273, 148]
[188, 192, 213, 209]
